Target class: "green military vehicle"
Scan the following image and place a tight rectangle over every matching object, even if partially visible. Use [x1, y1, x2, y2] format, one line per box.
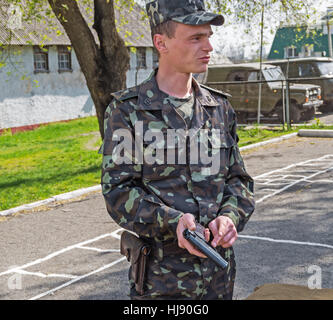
[268, 57, 333, 113]
[195, 62, 323, 123]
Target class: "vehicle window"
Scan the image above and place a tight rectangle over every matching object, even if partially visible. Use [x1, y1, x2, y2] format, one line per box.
[248, 71, 258, 81]
[276, 62, 296, 78]
[288, 63, 298, 77]
[298, 63, 315, 77]
[262, 67, 285, 82]
[227, 71, 246, 81]
[279, 63, 287, 74]
[317, 62, 333, 75]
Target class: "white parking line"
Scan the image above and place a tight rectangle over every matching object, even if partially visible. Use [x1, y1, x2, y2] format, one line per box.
[5, 156, 333, 300]
[254, 154, 333, 204]
[77, 245, 120, 253]
[28, 256, 127, 300]
[1, 231, 126, 300]
[238, 235, 333, 250]
[0, 233, 115, 277]
[15, 270, 77, 279]
[254, 154, 333, 179]
[256, 165, 333, 204]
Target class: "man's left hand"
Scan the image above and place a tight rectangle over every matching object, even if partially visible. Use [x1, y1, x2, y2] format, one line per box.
[208, 216, 238, 248]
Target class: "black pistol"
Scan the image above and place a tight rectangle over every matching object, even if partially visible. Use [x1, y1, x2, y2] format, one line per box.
[183, 226, 228, 269]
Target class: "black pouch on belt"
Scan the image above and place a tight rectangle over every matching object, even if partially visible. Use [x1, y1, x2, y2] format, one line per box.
[120, 231, 151, 295]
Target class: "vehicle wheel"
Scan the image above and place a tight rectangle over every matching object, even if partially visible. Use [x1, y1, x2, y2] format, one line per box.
[276, 104, 284, 124]
[301, 107, 315, 121]
[318, 104, 333, 113]
[236, 111, 247, 124]
[290, 103, 302, 123]
[276, 103, 302, 123]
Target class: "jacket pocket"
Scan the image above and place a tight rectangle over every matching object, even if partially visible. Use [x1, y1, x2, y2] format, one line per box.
[142, 132, 185, 181]
[197, 129, 235, 177]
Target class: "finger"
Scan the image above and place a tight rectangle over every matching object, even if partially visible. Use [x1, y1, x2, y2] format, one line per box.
[211, 233, 223, 248]
[180, 239, 207, 258]
[218, 220, 226, 237]
[209, 219, 226, 247]
[221, 238, 236, 248]
[220, 232, 238, 248]
[215, 219, 235, 243]
[183, 214, 196, 230]
[221, 229, 237, 244]
[204, 228, 210, 242]
[178, 239, 185, 248]
[186, 245, 207, 258]
[213, 223, 225, 247]
[208, 220, 218, 236]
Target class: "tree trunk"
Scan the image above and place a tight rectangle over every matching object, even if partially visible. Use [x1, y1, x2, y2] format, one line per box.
[47, 0, 130, 139]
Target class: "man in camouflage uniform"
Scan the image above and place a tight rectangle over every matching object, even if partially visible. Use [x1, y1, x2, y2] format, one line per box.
[101, 0, 255, 300]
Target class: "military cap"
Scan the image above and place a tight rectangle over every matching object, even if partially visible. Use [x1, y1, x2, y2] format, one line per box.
[145, 0, 224, 28]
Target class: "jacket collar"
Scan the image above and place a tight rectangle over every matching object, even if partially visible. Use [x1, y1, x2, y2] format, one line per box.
[137, 70, 219, 110]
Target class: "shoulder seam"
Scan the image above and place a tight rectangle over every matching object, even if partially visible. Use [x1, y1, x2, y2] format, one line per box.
[200, 84, 232, 98]
[111, 86, 139, 102]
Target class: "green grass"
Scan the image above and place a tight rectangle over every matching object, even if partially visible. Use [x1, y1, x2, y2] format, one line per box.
[237, 118, 333, 147]
[0, 116, 332, 211]
[0, 117, 102, 211]
[237, 127, 297, 147]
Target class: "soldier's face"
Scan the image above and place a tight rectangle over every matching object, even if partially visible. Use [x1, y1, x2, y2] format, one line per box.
[161, 22, 214, 74]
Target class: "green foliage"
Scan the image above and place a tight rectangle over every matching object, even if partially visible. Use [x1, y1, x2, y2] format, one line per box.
[314, 117, 325, 128]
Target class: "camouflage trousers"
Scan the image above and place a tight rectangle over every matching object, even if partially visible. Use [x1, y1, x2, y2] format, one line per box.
[129, 242, 236, 300]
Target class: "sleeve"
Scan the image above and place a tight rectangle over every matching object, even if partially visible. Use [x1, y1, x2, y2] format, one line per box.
[217, 103, 255, 233]
[101, 100, 184, 239]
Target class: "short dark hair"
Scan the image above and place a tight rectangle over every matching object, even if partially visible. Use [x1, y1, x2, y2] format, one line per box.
[151, 20, 177, 56]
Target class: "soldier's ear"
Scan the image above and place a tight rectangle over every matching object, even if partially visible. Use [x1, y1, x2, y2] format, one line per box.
[153, 34, 168, 54]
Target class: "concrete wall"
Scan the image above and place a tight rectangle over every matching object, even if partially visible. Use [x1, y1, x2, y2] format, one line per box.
[0, 45, 155, 130]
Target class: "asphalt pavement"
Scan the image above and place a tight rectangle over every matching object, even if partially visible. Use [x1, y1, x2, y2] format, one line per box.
[0, 132, 332, 300]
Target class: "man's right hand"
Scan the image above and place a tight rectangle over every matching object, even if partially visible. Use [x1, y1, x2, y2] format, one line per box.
[176, 213, 210, 258]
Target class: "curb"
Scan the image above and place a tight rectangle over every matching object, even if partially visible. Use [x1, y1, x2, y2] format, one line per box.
[298, 129, 333, 138]
[0, 185, 101, 217]
[239, 132, 298, 151]
[0, 132, 300, 218]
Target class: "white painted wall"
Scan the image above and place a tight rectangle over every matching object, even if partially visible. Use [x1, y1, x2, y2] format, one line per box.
[0, 45, 155, 129]
[126, 47, 155, 87]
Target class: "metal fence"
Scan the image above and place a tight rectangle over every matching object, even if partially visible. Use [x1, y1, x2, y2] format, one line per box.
[204, 76, 331, 128]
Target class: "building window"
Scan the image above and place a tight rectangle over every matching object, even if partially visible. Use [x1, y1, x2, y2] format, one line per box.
[302, 44, 314, 57]
[58, 46, 72, 72]
[33, 46, 49, 72]
[152, 48, 159, 69]
[284, 46, 298, 58]
[298, 63, 316, 77]
[136, 47, 146, 69]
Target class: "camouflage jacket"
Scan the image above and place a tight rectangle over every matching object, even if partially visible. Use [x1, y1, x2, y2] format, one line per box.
[101, 72, 255, 260]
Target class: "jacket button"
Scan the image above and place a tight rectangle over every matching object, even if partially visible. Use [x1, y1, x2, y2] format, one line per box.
[144, 98, 151, 106]
[207, 96, 211, 102]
